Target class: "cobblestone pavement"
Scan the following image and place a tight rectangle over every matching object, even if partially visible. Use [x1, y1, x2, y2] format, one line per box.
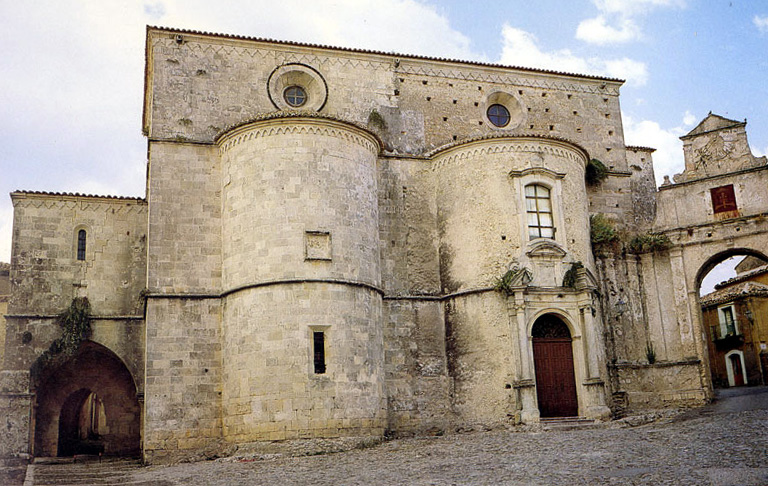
[11, 387, 768, 486]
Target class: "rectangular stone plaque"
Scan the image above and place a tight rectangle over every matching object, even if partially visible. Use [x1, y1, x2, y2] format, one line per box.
[305, 231, 332, 261]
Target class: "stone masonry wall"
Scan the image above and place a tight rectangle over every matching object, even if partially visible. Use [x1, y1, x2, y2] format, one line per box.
[143, 297, 222, 464]
[383, 299, 451, 435]
[146, 142, 221, 293]
[221, 284, 386, 443]
[8, 193, 147, 318]
[145, 28, 635, 226]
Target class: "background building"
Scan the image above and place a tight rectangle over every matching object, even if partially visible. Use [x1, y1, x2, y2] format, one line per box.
[701, 258, 768, 388]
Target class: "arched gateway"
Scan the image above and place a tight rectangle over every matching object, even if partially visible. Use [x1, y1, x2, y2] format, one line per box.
[33, 342, 140, 457]
[532, 314, 578, 417]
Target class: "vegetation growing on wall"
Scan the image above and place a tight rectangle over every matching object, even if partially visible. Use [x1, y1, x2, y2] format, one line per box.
[493, 269, 516, 296]
[31, 297, 92, 379]
[585, 158, 608, 186]
[628, 232, 672, 254]
[590, 214, 619, 250]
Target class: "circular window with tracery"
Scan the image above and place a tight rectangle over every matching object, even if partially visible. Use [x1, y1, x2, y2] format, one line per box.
[487, 104, 511, 127]
[284, 86, 307, 107]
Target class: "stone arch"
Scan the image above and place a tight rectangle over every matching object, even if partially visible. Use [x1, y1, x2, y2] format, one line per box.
[694, 247, 768, 289]
[33, 341, 140, 457]
[527, 308, 581, 340]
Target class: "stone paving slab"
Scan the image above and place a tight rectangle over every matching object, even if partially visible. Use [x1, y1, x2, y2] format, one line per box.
[125, 409, 767, 486]
[10, 402, 768, 486]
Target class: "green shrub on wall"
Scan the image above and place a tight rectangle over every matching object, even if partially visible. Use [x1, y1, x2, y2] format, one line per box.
[590, 214, 619, 246]
[31, 297, 92, 379]
[628, 232, 672, 254]
[585, 158, 608, 186]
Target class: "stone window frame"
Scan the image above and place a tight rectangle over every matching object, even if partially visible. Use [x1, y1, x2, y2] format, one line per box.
[481, 91, 525, 131]
[509, 167, 566, 246]
[267, 63, 328, 112]
[73, 225, 91, 262]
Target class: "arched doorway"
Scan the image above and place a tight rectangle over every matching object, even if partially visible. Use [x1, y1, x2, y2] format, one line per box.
[532, 314, 578, 417]
[33, 341, 140, 457]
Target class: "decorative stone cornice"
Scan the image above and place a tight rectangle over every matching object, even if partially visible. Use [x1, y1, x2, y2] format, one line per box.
[216, 113, 381, 154]
[147, 26, 622, 86]
[509, 167, 566, 179]
[397, 63, 621, 96]
[11, 192, 148, 212]
[428, 135, 589, 171]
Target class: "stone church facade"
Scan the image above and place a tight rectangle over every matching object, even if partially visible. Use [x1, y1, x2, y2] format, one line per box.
[1, 27, 767, 464]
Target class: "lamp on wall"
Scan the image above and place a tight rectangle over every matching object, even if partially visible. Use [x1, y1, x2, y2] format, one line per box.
[745, 308, 754, 323]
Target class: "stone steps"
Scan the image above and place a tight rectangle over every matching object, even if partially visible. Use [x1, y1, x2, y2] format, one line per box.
[539, 416, 600, 431]
[26, 457, 143, 486]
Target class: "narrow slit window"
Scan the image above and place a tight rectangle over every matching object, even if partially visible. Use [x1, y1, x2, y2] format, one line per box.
[77, 230, 87, 261]
[313, 331, 326, 374]
[525, 185, 555, 240]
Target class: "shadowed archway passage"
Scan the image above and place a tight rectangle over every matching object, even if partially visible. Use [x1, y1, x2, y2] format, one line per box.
[34, 341, 140, 457]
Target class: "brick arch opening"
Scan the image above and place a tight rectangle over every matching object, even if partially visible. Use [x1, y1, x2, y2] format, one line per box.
[33, 341, 140, 457]
[532, 314, 578, 417]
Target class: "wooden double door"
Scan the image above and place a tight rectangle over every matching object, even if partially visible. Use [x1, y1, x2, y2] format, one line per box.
[532, 315, 578, 417]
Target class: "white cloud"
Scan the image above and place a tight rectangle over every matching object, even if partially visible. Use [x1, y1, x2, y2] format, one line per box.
[754, 15, 768, 34]
[577, 0, 685, 45]
[683, 110, 697, 126]
[593, 0, 686, 17]
[603, 57, 648, 85]
[576, 15, 641, 44]
[499, 25, 648, 86]
[623, 112, 696, 185]
[148, 0, 479, 61]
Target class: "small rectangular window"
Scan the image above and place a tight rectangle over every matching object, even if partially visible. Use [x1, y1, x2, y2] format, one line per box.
[313, 331, 326, 374]
[77, 230, 87, 261]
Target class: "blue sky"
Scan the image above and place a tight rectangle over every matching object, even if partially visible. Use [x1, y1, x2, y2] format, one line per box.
[1, 0, 766, 290]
